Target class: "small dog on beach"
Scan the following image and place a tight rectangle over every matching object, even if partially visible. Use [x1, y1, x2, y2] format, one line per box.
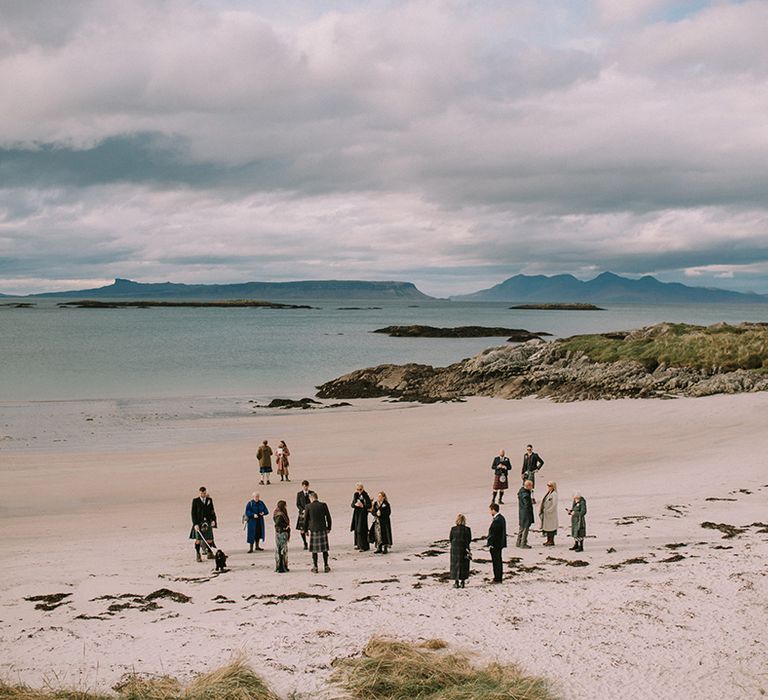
[214, 549, 228, 572]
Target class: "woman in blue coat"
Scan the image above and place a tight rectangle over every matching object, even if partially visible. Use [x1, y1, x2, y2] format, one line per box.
[245, 492, 269, 552]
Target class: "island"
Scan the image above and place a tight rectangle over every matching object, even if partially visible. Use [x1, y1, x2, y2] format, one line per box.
[372, 325, 550, 341]
[509, 303, 604, 310]
[56, 300, 315, 309]
[318, 322, 768, 402]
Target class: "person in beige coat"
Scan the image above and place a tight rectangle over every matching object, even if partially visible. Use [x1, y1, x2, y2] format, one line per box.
[539, 480, 559, 546]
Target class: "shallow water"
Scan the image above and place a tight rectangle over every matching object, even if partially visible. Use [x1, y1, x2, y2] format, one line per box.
[1, 299, 766, 401]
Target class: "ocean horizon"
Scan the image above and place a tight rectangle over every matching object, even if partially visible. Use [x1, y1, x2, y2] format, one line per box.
[2, 299, 767, 403]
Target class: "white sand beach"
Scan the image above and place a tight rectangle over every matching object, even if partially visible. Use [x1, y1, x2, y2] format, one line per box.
[1, 394, 767, 699]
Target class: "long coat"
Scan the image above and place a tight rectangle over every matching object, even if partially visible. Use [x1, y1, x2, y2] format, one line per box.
[245, 499, 269, 544]
[189, 496, 217, 539]
[571, 497, 587, 538]
[257, 444, 273, 472]
[518, 487, 534, 528]
[449, 524, 472, 580]
[487, 513, 507, 549]
[371, 500, 393, 546]
[350, 490, 372, 550]
[539, 490, 559, 533]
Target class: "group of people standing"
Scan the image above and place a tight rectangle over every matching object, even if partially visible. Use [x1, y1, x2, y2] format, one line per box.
[255, 439, 291, 484]
[449, 444, 589, 588]
[190, 471, 394, 575]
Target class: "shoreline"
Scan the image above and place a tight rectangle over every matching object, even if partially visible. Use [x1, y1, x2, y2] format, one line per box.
[1, 395, 767, 698]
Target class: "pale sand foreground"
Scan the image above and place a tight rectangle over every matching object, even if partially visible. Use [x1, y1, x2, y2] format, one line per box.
[1, 395, 767, 699]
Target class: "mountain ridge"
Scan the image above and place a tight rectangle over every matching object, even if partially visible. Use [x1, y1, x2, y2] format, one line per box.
[29, 278, 434, 301]
[451, 272, 766, 304]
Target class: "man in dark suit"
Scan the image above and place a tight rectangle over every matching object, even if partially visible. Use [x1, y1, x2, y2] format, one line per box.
[190, 486, 217, 562]
[517, 479, 535, 548]
[296, 480, 313, 550]
[303, 491, 332, 573]
[486, 502, 506, 583]
[521, 444, 544, 487]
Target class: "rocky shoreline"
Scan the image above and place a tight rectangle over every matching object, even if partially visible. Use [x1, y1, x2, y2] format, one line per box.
[317, 322, 768, 402]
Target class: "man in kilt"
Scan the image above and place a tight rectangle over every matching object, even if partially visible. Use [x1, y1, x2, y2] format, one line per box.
[190, 486, 217, 562]
[491, 448, 511, 504]
[303, 491, 332, 573]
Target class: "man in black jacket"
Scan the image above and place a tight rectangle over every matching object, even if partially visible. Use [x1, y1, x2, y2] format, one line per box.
[296, 480, 313, 550]
[486, 502, 506, 583]
[491, 449, 512, 504]
[190, 486, 217, 562]
[303, 491, 332, 573]
[521, 444, 544, 487]
[517, 480, 535, 549]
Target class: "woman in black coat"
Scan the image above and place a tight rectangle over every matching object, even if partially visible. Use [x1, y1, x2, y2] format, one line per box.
[449, 514, 472, 588]
[371, 491, 392, 554]
[350, 483, 372, 551]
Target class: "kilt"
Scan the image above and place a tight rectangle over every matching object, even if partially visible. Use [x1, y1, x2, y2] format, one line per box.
[492, 471, 509, 491]
[308, 530, 329, 553]
[189, 521, 216, 549]
[296, 510, 307, 532]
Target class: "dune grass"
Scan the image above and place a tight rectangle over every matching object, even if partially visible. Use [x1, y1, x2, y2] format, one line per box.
[555, 322, 768, 371]
[331, 637, 559, 700]
[0, 660, 279, 700]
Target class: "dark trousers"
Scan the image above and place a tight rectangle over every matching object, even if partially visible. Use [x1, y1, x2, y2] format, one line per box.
[490, 546, 503, 582]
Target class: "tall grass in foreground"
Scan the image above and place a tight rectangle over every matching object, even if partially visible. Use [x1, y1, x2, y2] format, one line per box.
[0, 659, 279, 700]
[331, 637, 558, 700]
[0, 640, 560, 700]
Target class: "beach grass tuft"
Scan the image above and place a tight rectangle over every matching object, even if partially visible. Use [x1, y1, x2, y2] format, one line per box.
[331, 637, 558, 700]
[0, 660, 279, 700]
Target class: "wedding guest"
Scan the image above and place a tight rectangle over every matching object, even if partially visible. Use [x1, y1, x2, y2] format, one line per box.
[273, 500, 291, 573]
[449, 514, 472, 588]
[491, 448, 512, 504]
[371, 491, 392, 554]
[568, 492, 588, 552]
[516, 480, 534, 549]
[190, 486, 217, 562]
[540, 481, 559, 546]
[304, 491, 332, 573]
[521, 444, 544, 487]
[244, 492, 269, 553]
[275, 440, 291, 482]
[257, 439, 273, 485]
[350, 483, 372, 551]
[487, 503, 506, 583]
[296, 480, 312, 550]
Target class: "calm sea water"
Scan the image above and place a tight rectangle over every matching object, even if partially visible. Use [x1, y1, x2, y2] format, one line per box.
[2, 299, 767, 402]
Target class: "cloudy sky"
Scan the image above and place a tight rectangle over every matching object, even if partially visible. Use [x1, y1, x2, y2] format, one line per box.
[1, 0, 767, 296]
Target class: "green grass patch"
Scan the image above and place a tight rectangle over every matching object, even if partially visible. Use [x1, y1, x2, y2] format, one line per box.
[555, 322, 768, 371]
[331, 637, 558, 700]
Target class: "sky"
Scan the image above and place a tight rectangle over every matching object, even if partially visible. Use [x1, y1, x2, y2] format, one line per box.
[1, 0, 767, 297]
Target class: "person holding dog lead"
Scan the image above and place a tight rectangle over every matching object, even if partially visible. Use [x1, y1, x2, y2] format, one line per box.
[190, 486, 217, 562]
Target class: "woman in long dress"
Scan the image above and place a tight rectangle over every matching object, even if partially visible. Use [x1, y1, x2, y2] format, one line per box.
[539, 480, 559, 546]
[275, 440, 291, 482]
[244, 492, 269, 553]
[273, 500, 291, 572]
[371, 491, 392, 554]
[449, 514, 472, 588]
[350, 483, 372, 551]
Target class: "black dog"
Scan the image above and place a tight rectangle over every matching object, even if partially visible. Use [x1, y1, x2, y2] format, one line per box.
[214, 549, 228, 572]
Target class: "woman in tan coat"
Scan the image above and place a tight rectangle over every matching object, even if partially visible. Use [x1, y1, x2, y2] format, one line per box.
[539, 480, 559, 546]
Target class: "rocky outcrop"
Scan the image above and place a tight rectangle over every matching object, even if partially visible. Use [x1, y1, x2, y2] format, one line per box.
[372, 326, 549, 341]
[317, 323, 768, 402]
[509, 303, 604, 310]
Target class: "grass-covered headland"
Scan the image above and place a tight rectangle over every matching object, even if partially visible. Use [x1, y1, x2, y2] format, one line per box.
[0, 639, 558, 700]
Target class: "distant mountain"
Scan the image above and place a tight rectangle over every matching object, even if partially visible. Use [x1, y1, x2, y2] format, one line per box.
[453, 272, 767, 304]
[30, 278, 434, 301]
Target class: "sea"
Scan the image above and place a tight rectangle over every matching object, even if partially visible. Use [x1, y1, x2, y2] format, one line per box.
[2, 299, 767, 403]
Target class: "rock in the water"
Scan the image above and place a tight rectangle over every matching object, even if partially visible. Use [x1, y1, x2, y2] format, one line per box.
[317, 322, 768, 403]
[373, 325, 549, 340]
